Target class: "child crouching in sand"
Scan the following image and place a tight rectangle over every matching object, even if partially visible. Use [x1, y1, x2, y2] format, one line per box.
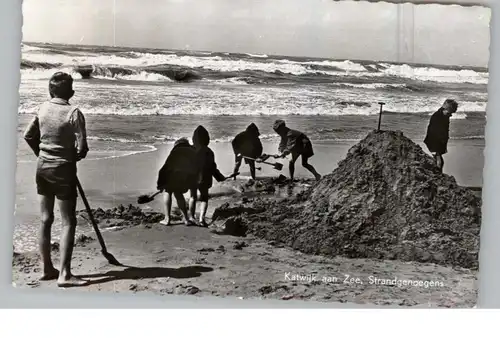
[157, 138, 199, 226]
[272, 120, 321, 181]
[190, 126, 228, 227]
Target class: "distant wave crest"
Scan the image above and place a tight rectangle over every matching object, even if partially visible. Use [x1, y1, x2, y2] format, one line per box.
[21, 44, 489, 85]
[18, 100, 487, 117]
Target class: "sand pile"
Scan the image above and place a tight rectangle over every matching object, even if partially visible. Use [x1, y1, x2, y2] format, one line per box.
[214, 130, 481, 269]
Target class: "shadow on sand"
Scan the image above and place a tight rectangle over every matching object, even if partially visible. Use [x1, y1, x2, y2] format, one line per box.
[79, 265, 213, 286]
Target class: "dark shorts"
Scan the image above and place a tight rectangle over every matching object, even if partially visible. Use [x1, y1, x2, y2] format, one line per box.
[293, 138, 314, 159]
[424, 137, 447, 155]
[197, 186, 210, 202]
[234, 153, 256, 165]
[163, 172, 198, 194]
[302, 139, 314, 158]
[36, 160, 77, 200]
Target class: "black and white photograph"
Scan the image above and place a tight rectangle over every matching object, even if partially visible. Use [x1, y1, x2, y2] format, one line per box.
[12, 0, 489, 308]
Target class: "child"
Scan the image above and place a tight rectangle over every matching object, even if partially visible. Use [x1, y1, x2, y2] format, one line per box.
[190, 126, 227, 226]
[23, 72, 89, 287]
[231, 123, 263, 180]
[272, 120, 321, 181]
[423, 99, 458, 173]
[157, 138, 199, 226]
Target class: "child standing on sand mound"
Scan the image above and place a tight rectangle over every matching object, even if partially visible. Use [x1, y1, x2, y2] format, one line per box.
[272, 120, 321, 181]
[157, 138, 199, 226]
[231, 123, 263, 180]
[23, 72, 89, 287]
[423, 99, 458, 173]
[190, 126, 228, 227]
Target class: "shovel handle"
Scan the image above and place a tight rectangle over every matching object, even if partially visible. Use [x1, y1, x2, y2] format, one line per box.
[151, 190, 162, 198]
[226, 172, 240, 180]
[76, 178, 108, 252]
[241, 155, 277, 165]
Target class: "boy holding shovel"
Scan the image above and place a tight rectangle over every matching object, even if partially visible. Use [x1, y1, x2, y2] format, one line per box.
[23, 72, 89, 287]
[272, 120, 321, 181]
[231, 123, 263, 180]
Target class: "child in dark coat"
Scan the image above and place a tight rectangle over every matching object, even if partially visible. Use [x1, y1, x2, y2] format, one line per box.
[190, 126, 227, 226]
[423, 99, 458, 173]
[272, 120, 321, 181]
[157, 138, 199, 226]
[231, 123, 263, 180]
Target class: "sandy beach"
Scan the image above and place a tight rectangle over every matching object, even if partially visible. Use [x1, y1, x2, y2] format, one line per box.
[12, 132, 481, 308]
[14, 137, 483, 251]
[13, 40, 486, 307]
[12, 219, 477, 307]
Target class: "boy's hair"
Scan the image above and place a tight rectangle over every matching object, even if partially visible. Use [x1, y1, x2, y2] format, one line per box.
[443, 99, 458, 112]
[174, 137, 190, 147]
[49, 72, 74, 99]
[273, 119, 286, 132]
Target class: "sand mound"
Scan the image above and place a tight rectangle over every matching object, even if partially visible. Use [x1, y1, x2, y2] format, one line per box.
[215, 130, 482, 269]
[77, 204, 176, 228]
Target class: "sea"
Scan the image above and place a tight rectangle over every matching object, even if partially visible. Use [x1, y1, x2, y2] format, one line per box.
[14, 42, 487, 251]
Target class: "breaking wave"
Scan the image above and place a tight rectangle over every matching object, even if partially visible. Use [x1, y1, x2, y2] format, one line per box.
[379, 63, 489, 85]
[88, 133, 280, 145]
[341, 83, 409, 90]
[21, 44, 489, 85]
[18, 99, 486, 117]
[245, 53, 268, 58]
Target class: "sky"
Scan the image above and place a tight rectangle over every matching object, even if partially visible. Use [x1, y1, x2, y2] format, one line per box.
[21, 0, 491, 67]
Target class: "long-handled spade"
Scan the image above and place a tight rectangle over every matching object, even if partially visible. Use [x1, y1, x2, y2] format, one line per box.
[137, 190, 162, 204]
[240, 155, 283, 171]
[377, 102, 385, 131]
[76, 178, 121, 266]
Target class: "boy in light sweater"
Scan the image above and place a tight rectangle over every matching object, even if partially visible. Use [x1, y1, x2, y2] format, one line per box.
[24, 72, 89, 287]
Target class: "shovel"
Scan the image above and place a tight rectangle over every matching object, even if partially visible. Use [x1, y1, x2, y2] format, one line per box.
[240, 155, 283, 171]
[76, 178, 121, 266]
[137, 190, 162, 204]
[138, 172, 241, 204]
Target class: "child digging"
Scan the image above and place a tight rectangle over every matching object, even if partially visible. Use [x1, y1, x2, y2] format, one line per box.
[231, 123, 263, 180]
[23, 72, 89, 287]
[190, 126, 228, 227]
[272, 120, 321, 181]
[157, 138, 199, 226]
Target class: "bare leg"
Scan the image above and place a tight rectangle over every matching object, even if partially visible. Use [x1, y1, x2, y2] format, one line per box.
[289, 152, 299, 181]
[38, 195, 59, 281]
[160, 192, 172, 225]
[57, 197, 87, 287]
[249, 160, 256, 180]
[434, 154, 444, 173]
[233, 155, 242, 180]
[302, 157, 321, 180]
[188, 188, 197, 222]
[174, 192, 195, 225]
[199, 188, 209, 227]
